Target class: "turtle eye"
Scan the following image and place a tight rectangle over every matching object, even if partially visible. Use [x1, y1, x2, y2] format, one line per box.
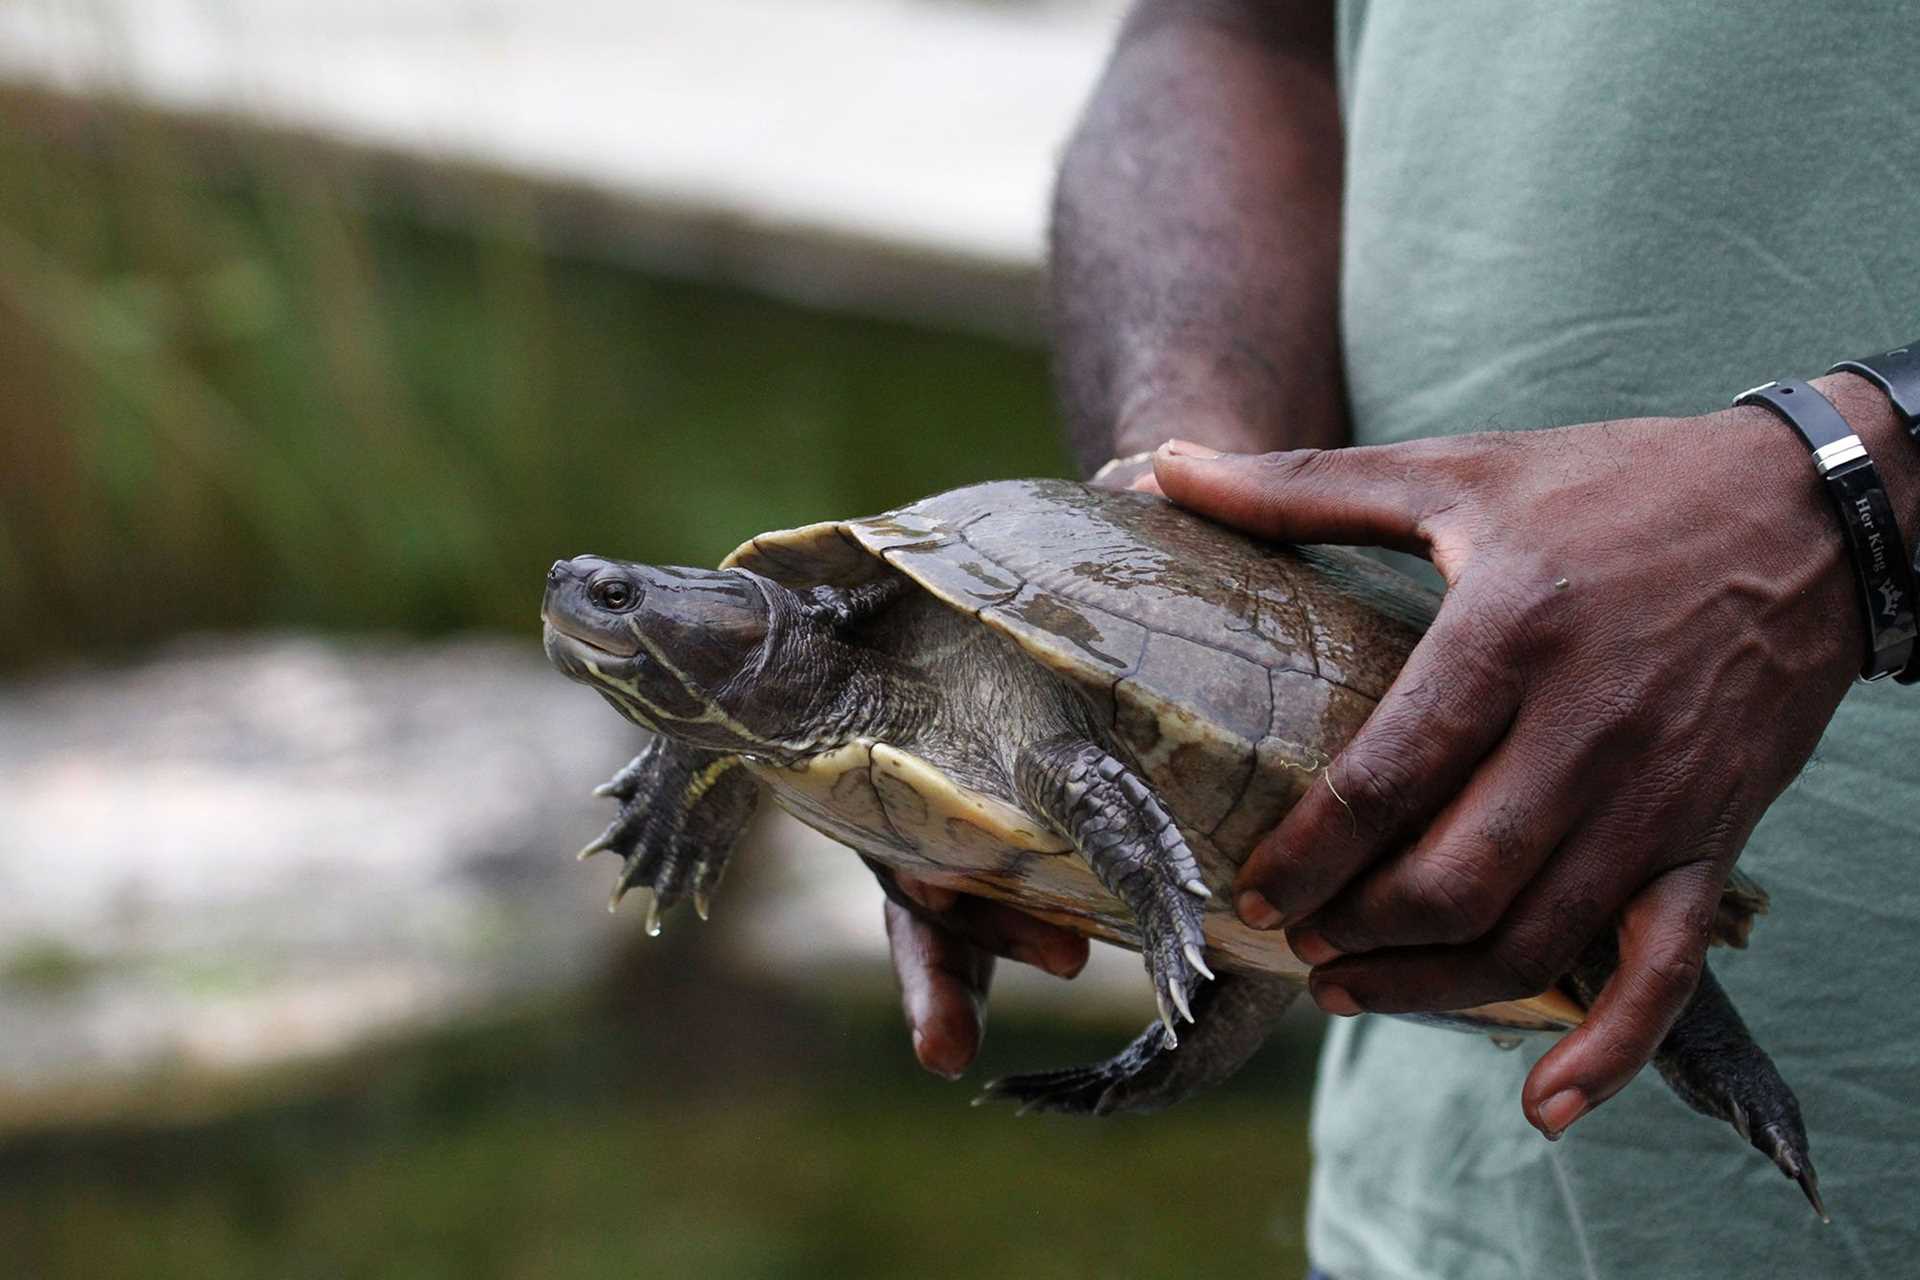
[589, 577, 635, 611]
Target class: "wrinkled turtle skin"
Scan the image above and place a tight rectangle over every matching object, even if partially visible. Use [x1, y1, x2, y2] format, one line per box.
[540, 479, 1822, 1218]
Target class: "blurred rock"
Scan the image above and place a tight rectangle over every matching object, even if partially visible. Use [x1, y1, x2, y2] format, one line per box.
[0, 633, 1146, 1099]
[0, 634, 632, 1088]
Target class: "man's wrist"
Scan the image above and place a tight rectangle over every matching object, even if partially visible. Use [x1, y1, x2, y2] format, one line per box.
[1103, 365, 1354, 473]
[1705, 393, 1872, 680]
[1734, 374, 1920, 679]
[1109, 384, 1272, 463]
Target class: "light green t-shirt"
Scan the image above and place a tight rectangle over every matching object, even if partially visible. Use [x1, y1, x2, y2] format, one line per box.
[1315, 4, 1920, 1277]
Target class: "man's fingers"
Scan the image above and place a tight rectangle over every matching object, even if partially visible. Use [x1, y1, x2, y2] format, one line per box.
[1293, 718, 1612, 960]
[879, 867, 1088, 977]
[939, 894, 1091, 978]
[1521, 864, 1721, 1137]
[1151, 438, 1456, 555]
[1234, 601, 1518, 929]
[877, 859, 1090, 1081]
[1300, 812, 1629, 1013]
[884, 897, 994, 1079]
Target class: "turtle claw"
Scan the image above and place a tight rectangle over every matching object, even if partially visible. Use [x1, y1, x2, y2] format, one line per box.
[693, 855, 728, 921]
[577, 744, 759, 934]
[980, 1001, 1202, 1117]
[1757, 1119, 1828, 1222]
[1168, 977, 1194, 1025]
[592, 745, 659, 803]
[981, 1057, 1146, 1117]
[1139, 890, 1210, 1051]
[1156, 991, 1180, 1047]
[1183, 943, 1215, 982]
[1183, 878, 1211, 899]
[1790, 1158, 1828, 1224]
[980, 976, 1299, 1120]
[608, 873, 663, 937]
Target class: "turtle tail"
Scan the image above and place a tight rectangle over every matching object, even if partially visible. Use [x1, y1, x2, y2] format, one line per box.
[1711, 866, 1769, 949]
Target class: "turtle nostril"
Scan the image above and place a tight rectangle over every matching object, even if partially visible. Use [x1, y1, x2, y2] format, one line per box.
[548, 561, 567, 585]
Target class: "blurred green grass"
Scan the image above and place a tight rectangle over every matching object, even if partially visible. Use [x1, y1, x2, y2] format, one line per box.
[0, 93, 1066, 671]
[0, 976, 1314, 1279]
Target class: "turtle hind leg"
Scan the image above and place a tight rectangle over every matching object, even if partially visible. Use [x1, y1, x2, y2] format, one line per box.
[1013, 734, 1213, 1041]
[982, 975, 1299, 1115]
[1569, 943, 1825, 1220]
[1656, 967, 1825, 1220]
[580, 736, 761, 932]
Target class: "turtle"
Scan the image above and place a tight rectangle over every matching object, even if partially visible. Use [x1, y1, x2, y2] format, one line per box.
[540, 477, 1822, 1217]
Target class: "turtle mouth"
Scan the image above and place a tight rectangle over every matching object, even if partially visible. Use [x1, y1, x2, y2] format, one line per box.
[540, 611, 642, 661]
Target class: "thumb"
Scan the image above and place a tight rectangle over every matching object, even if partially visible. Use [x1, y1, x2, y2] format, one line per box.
[1151, 438, 1440, 554]
[1519, 865, 1717, 1137]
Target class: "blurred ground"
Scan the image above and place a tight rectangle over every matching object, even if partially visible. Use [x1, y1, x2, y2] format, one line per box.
[0, 990, 1317, 1279]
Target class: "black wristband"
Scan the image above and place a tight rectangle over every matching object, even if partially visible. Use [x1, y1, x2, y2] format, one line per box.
[1734, 378, 1918, 682]
[1828, 342, 1920, 683]
[1829, 344, 1920, 437]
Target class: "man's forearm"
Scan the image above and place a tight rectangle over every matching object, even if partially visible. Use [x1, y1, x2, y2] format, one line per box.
[1052, 0, 1348, 475]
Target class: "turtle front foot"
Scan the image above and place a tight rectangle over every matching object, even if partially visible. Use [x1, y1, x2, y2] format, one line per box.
[578, 738, 760, 933]
[1014, 735, 1215, 1043]
[981, 975, 1298, 1115]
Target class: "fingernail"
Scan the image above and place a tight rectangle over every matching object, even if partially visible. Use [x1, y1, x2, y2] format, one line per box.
[1288, 928, 1342, 967]
[911, 1029, 964, 1081]
[1160, 438, 1221, 460]
[1235, 889, 1283, 931]
[1314, 983, 1361, 1017]
[1539, 1088, 1587, 1139]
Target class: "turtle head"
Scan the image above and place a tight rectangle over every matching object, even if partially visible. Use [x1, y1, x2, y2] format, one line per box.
[542, 555, 791, 753]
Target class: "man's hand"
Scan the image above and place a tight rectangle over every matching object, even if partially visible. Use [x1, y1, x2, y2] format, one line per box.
[879, 869, 1088, 1078]
[1151, 376, 1906, 1138]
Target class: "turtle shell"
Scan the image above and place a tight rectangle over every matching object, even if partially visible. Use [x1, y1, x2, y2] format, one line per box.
[725, 480, 1584, 1031]
[728, 478, 1435, 852]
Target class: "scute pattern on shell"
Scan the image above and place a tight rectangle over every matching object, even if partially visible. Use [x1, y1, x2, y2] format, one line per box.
[727, 479, 1438, 878]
